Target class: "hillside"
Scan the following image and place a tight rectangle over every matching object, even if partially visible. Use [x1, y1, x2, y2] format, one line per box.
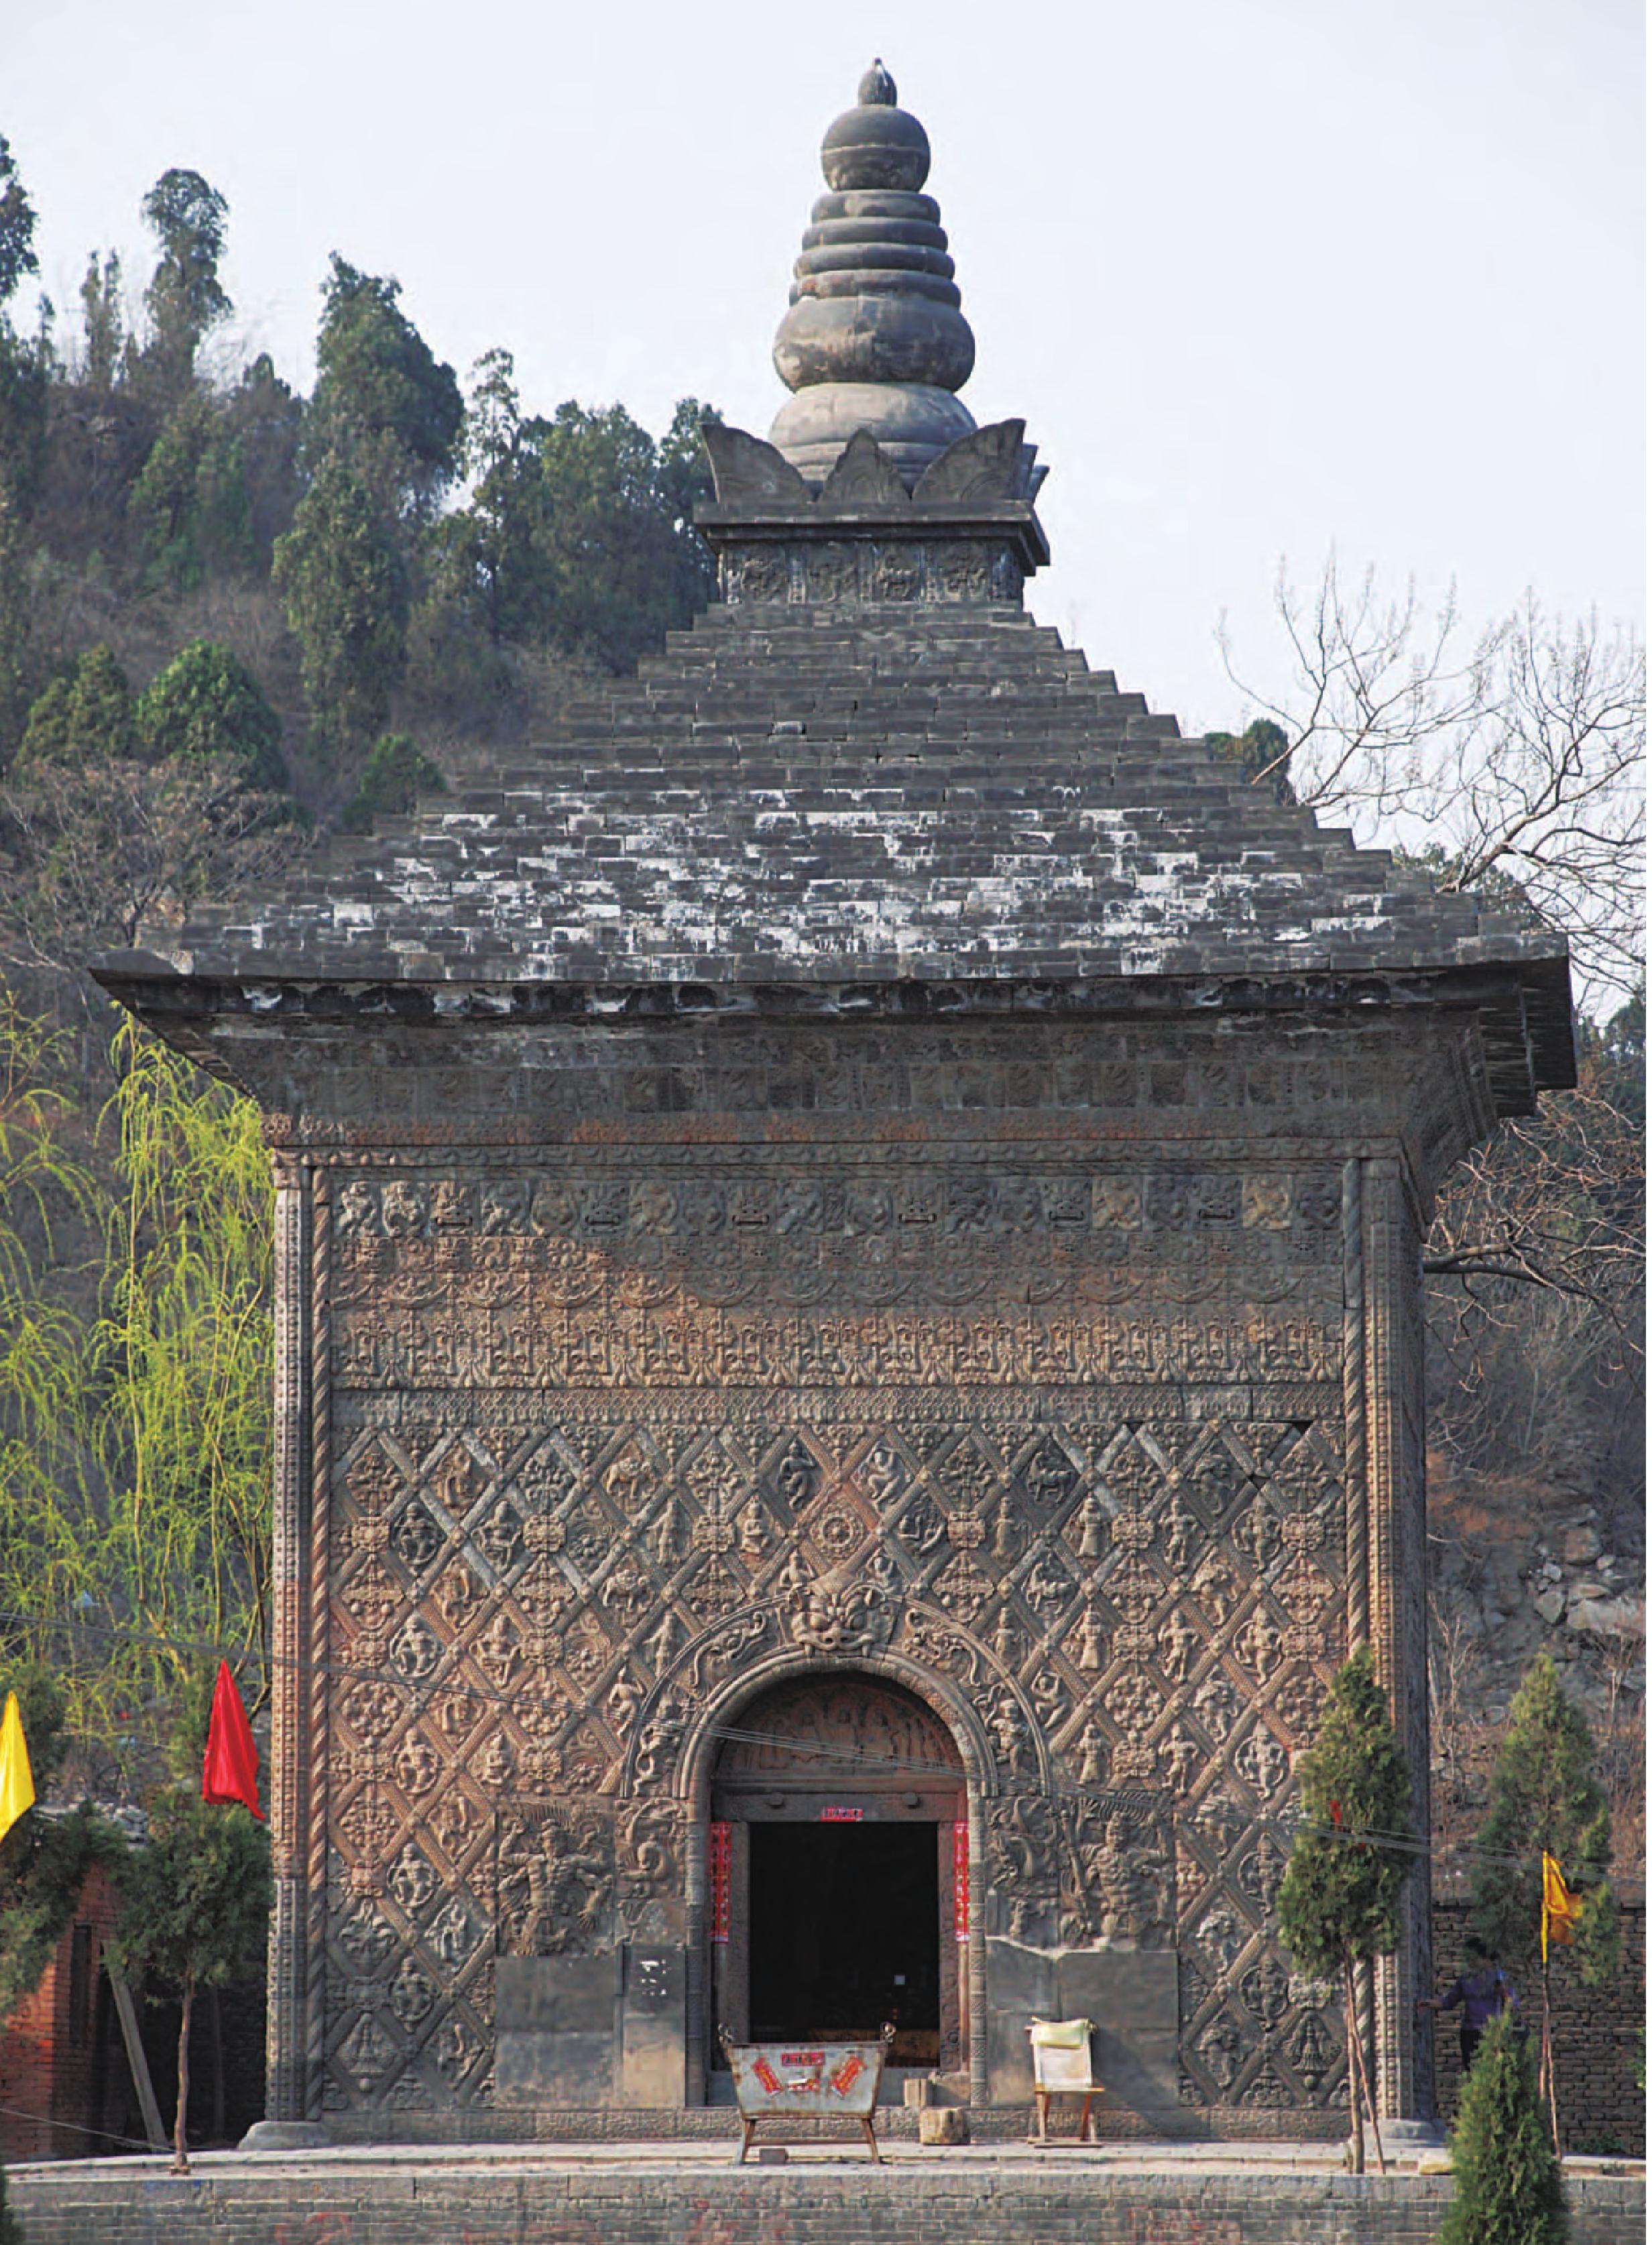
[0, 139, 1641, 1882]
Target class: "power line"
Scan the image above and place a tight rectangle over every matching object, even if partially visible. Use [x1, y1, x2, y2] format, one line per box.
[0, 1604, 1568, 1872]
[0, 2101, 163, 2157]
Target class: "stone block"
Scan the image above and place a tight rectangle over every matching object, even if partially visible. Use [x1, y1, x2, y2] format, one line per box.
[919, 2105, 970, 2144]
[495, 1954, 617, 2106]
[619, 1944, 687, 2109]
[984, 1938, 1056, 2104]
[1057, 1949, 1180, 2115]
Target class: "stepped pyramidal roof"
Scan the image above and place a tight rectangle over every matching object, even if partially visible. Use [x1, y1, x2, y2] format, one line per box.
[98, 64, 1573, 1109]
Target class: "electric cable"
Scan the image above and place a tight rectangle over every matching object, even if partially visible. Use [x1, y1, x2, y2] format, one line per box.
[0, 1603, 1580, 1872]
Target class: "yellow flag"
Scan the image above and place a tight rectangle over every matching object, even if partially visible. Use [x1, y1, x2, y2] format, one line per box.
[1541, 1849, 1582, 1963]
[0, 1690, 35, 1847]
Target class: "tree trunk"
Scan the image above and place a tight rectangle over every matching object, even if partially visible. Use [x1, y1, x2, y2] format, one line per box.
[209, 1983, 225, 2142]
[172, 1973, 194, 2175]
[1541, 1958, 1560, 2149]
[1347, 1957, 1386, 2175]
[1345, 1959, 1364, 2173]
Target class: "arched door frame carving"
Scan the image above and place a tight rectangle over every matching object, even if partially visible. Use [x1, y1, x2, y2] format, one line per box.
[674, 1648, 992, 2110]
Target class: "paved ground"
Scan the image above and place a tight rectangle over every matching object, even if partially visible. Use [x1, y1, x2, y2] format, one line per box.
[12, 2134, 1643, 2175]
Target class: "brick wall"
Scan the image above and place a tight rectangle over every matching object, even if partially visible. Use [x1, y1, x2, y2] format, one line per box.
[5, 2160, 1644, 2245]
[0, 1860, 120, 2163]
[1429, 1897, 1645, 2154]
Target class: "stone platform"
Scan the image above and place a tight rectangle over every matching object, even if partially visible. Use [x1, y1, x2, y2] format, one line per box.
[8, 2140, 1643, 2245]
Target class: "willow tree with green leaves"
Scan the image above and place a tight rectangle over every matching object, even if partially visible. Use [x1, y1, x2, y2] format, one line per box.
[91, 1019, 275, 1712]
[0, 998, 98, 1644]
[0, 1002, 274, 1741]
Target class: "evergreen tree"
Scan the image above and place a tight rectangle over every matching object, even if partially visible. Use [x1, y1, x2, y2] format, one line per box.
[337, 730, 446, 833]
[13, 645, 137, 774]
[0, 136, 47, 513]
[221, 353, 304, 569]
[139, 169, 231, 398]
[272, 450, 408, 756]
[129, 399, 255, 591]
[137, 640, 285, 788]
[109, 1688, 271, 2173]
[0, 135, 38, 312]
[1206, 716, 1295, 803]
[1275, 1646, 1414, 2172]
[79, 250, 124, 390]
[1440, 2012, 1568, 2245]
[1471, 1654, 1616, 1987]
[310, 254, 463, 515]
[434, 380, 717, 672]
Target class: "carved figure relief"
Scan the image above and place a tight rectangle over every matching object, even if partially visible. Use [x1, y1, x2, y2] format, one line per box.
[322, 1134, 1355, 2119]
[497, 1805, 614, 1957]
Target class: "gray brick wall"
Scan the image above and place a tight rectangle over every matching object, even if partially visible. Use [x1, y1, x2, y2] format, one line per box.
[7, 2161, 1643, 2245]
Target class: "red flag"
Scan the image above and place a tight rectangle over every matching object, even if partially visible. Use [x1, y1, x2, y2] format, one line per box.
[202, 1660, 263, 1818]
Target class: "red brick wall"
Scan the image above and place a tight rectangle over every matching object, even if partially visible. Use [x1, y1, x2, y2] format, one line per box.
[0, 1860, 120, 2163]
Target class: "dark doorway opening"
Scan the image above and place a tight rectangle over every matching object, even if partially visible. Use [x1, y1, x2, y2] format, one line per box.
[749, 1820, 939, 2053]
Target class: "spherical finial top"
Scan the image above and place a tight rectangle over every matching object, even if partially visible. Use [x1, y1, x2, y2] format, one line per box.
[820, 78, 929, 192]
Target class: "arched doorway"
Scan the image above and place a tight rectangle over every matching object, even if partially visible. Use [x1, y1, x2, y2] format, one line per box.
[709, 1673, 967, 2072]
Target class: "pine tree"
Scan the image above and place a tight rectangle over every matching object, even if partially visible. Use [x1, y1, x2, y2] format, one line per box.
[109, 1684, 271, 2173]
[1440, 2012, 1568, 2245]
[272, 451, 408, 757]
[1275, 1646, 1414, 2173]
[138, 169, 231, 400]
[137, 640, 286, 787]
[1471, 1654, 1616, 1986]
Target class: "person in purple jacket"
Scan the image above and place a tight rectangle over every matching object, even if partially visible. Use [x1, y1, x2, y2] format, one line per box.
[1416, 1937, 1519, 2073]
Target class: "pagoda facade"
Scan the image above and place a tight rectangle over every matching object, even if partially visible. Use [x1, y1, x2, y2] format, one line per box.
[99, 65, 1572, 2139]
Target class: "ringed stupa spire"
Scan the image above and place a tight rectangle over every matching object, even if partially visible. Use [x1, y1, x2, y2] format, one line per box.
[769, 61, 979, 487]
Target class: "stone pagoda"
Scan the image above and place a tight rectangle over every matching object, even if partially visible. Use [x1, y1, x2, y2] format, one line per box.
[98, 64, 1572, 2141]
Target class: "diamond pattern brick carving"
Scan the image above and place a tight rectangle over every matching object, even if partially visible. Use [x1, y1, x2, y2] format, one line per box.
[304, 1143, 1391, 2123]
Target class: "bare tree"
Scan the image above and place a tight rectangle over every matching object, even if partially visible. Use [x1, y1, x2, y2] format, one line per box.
[0, 754, 305, 998]
[1425, 1057, 1643, 1321]
[1218, 563, 1644, 1011]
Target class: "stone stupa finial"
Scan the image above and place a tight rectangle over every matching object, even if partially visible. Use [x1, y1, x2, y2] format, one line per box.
[858, 57, 898, 105]
[769, 64, 978, 487]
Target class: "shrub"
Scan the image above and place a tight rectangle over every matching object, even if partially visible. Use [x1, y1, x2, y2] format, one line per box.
[1441, 2011, 1568, 2245]
[136, 640, 286, 789]
[337, 731, 446, 833]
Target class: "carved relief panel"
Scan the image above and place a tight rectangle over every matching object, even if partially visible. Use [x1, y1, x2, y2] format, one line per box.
[316, 1143, 1356, 2116]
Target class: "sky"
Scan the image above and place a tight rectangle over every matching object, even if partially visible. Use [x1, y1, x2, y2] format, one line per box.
[2, 0, 1643, 733]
